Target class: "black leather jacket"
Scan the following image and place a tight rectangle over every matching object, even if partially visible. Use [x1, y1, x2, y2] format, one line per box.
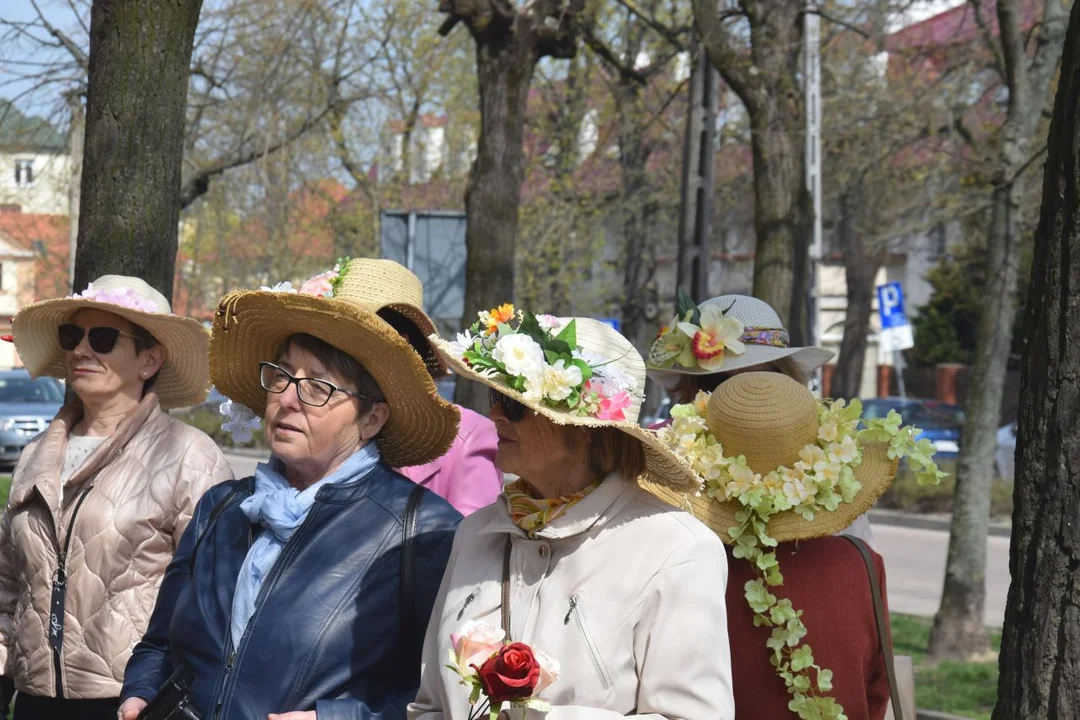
[121, 461, 461, 720]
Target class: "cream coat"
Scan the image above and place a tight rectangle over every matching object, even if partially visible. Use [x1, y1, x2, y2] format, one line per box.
[408, 473, 735, 720]
[0, 395, 233, 699]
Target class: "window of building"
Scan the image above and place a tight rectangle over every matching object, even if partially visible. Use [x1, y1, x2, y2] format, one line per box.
[14, 159, 34, 188]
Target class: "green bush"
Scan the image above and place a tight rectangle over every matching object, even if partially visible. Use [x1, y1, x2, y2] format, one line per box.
[878, 459, 1013, 518]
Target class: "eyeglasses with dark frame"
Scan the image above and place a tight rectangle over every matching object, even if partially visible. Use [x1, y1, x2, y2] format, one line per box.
[488, 387, 527, 422]
[259, 362, 376, 408]
[58, 324, 138, 354]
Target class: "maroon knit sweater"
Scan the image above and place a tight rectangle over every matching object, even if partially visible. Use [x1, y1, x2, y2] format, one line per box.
[726, 536, 893, 720]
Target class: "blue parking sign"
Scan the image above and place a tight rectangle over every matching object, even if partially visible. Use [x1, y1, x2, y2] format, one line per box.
[597, 317, 621, 332]
[877, 283, 908, 329]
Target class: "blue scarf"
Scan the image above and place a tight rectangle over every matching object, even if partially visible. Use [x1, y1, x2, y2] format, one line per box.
[230, 443, 381, 649]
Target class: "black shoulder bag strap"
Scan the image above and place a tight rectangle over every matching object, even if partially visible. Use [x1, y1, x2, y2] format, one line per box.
[842, 535, 904, 720]
[399, 484, 425, 652]
[188, 478, 254, 573]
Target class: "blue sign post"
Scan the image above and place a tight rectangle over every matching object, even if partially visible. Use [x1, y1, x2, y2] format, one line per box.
[877, 282, 908, 329]
[597, 317, 621, 332]
[876, 282, 913, 398]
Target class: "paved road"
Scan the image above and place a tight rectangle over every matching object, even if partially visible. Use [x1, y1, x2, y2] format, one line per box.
[224, 454, 1012, 627]
[871, 521, 1010, 628]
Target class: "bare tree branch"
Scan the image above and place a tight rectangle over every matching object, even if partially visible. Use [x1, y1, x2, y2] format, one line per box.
[581, 25, 648, 85]
[29, 0, 88, 69]
[806, 7, 871, 41]
[691, 0, 754, 108]
[968, 0, 1006, 81]
[612, 0, 687, 51]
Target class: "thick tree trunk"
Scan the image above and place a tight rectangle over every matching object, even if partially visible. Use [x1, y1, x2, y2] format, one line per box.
[748, 99, 805, 332]
[929, 0, 1067, 661]
[453, 30, 536, 413]
[73, 0, 203, 300]
[994, 2, 1080, 712]
[832, 192, 879, 400]
[618, 81, 653, 349]
[930, 179, 1022, 659]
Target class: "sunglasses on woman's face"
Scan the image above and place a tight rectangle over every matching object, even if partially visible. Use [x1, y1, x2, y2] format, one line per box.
[489, 388, 527, 422]
[58, 324, 137, 354]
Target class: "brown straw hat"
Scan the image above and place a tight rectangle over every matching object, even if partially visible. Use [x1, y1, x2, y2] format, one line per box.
[432, 317, 700, 491]
[13, 275, 210, 409]
[641, 372, 898, 542]
[210, 263, 460, 468]
[337, 259, 446, 377]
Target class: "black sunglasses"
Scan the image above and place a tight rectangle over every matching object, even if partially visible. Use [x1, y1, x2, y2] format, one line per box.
[489, 388, 527, 422]
[259, 362, 377, 409]
[58, 324, 138, 354]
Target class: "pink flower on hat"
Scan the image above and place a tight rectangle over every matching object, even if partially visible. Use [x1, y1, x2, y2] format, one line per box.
[298, 270, 339, 298]
[596, 390, 631, 421]
[73, 283, 161, 314]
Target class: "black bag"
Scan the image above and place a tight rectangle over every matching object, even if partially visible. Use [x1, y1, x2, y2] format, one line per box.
[137, 667, 201, 720]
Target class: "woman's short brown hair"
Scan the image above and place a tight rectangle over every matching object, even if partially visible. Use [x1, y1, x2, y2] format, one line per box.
[587, 427, 647, 480]
[275, 333, 384, 413]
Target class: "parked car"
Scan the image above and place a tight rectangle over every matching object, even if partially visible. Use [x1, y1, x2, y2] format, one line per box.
[0, 369, 65, 469]
[996, 421, 1017, 483]
[859, 397, 965, 459]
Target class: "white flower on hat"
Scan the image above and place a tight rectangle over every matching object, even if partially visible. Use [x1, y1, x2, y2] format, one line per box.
[260, 281, 297, 294]
[493, 333, 545, 381]
[537, 359, 583, 402]
[448, 329, 479, 360]
[219, 399, 261, 444]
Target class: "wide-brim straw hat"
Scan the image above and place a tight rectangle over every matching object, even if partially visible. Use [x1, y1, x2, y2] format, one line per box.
[431, 318, 700, 491]
[13, 275, 210, 409]
[210, 263, 459, 468]
[340, 259, 446, 377]
[648, 295, 834, 389]
[640, 372, 899, 542]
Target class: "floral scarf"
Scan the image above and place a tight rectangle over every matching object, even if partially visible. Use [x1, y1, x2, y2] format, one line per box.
[504, 478, 601, 538]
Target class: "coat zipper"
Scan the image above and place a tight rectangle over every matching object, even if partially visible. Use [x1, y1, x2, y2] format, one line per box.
[215, 503, 318, 718]
[566, 593, 612, 689]
[212, 512, 253, 720]
[49, 484, 94, 698]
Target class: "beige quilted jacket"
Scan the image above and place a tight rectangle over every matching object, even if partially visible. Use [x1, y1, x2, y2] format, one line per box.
[0, 394, 234, 699]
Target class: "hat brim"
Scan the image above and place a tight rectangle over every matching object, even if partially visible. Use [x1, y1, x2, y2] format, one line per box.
[647, 345, 835, 389]
[431, 335, 700, 492]
[639, 442, 898, 542]
[210, 291, 459, 468]
[379, 302, 448, 377]
[13, 297, 211, 410]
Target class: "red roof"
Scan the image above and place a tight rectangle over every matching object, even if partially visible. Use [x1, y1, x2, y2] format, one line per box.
[887, 0, 1040, 51]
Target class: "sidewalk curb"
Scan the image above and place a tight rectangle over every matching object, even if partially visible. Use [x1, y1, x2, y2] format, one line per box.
[869, 509, 1011, 539]
[917, 710, 978, 720]
[220, 446, 270, 459]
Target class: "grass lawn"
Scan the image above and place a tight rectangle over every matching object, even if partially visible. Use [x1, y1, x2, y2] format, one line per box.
[0, 474, 9, 511]
[891, 613, 1002, 719]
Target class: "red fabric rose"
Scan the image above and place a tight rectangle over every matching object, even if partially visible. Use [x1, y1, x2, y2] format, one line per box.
[473, 643, 541, 703]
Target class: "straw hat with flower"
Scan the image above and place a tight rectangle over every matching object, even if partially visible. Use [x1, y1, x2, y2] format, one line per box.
[12, 275, 210, 409]
[640, 371, 945, 718]
[431, 305, 700, 491]
[211, 259, 459, 468]
[647, 292, 833, 388]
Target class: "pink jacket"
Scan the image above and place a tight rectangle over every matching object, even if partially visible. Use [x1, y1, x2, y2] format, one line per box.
[397, 406, 503, 515]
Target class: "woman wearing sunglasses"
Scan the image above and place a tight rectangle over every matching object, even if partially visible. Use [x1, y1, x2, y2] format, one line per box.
[0, 275, 233, 719]
[120, 261, 462, 720]
[408, 311, 735, 719]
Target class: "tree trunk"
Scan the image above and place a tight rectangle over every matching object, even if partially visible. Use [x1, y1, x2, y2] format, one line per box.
[747, 94, 805, 332]
[929, 0, 1067, 661]
[73, 0, 203, 301]
[617, 80, 653, 348]
[930, 178, 1022, 659]
[831, 192, 879, 399]
[66, 91, 84, 293]
[453, 30, 537, 413]
[994, 2, 1080, 712]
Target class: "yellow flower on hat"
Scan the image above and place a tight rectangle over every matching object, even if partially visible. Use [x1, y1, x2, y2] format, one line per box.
[677, 305, 746, 372]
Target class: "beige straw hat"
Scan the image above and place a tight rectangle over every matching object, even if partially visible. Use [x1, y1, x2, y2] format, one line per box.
[209, 260, 460, 468]
[647, 295, 834, 388]
[12, 275, 210, 409]
[641, 372, 899, 542]
[432, 316, 700, 491]
[338, 259, 446, 377]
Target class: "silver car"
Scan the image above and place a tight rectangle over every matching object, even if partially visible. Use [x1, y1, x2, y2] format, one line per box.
[0, 369, 65, 469]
